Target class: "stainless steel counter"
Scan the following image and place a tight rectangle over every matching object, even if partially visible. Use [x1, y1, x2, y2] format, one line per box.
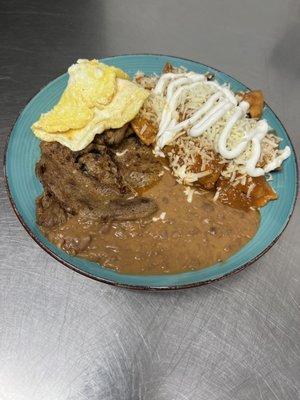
[0, 0, 299, 398]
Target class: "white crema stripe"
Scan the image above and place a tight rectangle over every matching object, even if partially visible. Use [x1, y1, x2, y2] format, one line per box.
[189, 99, 235, 137]
[218, 101, 249, 159]
[157, 80, 206, 142]
[245, 120, 269, 176]
[154, 72, 291, 177]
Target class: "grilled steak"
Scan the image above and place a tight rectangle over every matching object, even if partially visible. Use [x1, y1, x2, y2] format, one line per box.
[36, 127, 162, 228]
[111, 136, 162, 191]
[87, 197, 158, 222]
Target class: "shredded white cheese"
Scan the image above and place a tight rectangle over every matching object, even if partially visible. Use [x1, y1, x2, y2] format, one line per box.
[213, 188, 221, 202]
[152, 212, 166, 222]
[246, 182, 256, 198]
[168, 129, 283, 186]
[115, 149, 128, 157]
[183, 186, 205, 203]
[183, 186, 195, 203]
[135, 68, 288, 199]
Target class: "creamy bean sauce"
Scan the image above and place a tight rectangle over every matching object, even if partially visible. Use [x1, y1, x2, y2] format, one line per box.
[43, 171, 260, 275]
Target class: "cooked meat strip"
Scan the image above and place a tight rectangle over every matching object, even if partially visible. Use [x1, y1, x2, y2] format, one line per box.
[74, 141, 106, 156]
[111, 136, 162, 191]
[108, 197, 158, 221]
[36, 131, 162, 228]
[36, 141, 129, 214]
[36, 191, 67, 228]
[77, 152, 128, 195]
[86, 197, 158, 222]
[101, 124, 134, 146]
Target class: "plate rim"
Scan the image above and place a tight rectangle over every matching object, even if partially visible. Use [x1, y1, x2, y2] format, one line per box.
[3, 53, 299, 290]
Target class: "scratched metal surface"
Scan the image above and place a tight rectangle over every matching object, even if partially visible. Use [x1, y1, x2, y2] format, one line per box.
[0, 0, 300, 399]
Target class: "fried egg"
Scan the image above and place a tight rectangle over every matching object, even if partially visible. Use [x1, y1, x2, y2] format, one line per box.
[32, 59, 149, 151]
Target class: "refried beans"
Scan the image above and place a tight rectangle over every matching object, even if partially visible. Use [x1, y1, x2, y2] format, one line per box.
[41, 169, 259, 275]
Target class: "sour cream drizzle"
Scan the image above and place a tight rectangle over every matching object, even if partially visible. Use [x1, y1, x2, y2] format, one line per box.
[154, 72, 291, 177]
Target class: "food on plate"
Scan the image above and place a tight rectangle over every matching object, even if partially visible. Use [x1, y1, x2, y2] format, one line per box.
[32, 59, 149, 151]
[36, 135, 160, 219]
[134, 66, 290, 210]
[32, 60, 291, 274]
[240, 90, 264, 118]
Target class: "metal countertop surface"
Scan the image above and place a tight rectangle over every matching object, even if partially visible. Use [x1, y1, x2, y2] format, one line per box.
[0, 0, 299, 399]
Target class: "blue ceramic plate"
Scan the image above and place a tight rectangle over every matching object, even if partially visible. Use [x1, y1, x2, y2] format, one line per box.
[4, 54, 298, 289]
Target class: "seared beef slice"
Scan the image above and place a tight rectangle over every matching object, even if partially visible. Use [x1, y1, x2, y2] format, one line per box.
[36, 134, 161, 227]
[112, 136, 162, 191]
[36, 141, 126, 214]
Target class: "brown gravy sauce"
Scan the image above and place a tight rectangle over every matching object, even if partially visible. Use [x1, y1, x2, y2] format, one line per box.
[44, 171, 260, 275]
